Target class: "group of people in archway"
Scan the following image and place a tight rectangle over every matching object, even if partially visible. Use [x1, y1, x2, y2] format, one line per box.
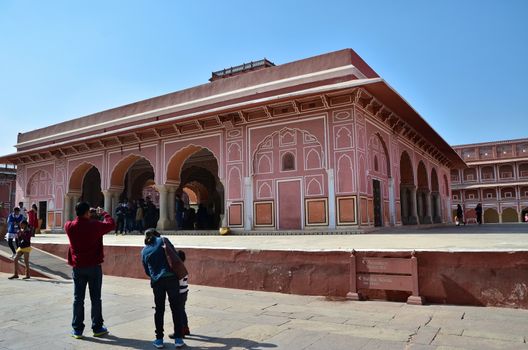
[114, 197, 159, 234]
[456, 203, 483, 226]
[175, 194, 219, 231]
[110, 193, 219, 233]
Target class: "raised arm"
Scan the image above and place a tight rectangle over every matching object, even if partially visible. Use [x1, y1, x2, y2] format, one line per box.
[94, 210, 115, 236]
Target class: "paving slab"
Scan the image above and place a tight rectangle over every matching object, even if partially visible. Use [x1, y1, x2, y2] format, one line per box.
[1, 272, 528, 349]
[32, 223, 528, 252]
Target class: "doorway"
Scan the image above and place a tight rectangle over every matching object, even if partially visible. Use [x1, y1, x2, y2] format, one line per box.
[38, 201, 47, 229]
[373, 179, 382, 227]
[277, 179, 302, 230]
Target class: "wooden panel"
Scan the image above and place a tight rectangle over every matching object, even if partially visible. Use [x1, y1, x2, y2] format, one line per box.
[357, 257, 413, 274]
[337, 196, 356, 225]
[357, 274, 413, 292]
[367, 199, 374, 224]
[360, 197, 368, 224]
[47, 212, 54, 229]
[305, 198, 328, 226]
[55, 212, 63, 228]
[254, 201, 274, 227]
[228, 203, 243, 227]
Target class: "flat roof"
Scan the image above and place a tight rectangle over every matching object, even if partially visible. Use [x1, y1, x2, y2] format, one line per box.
[3, 49, 464, 167]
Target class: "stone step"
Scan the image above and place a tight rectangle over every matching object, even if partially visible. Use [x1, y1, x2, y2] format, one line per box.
[0, 241, 71, 280]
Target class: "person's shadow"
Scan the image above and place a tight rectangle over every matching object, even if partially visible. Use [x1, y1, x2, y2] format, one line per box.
[79, 334, 160, 349]
[80, 333, 277, 349]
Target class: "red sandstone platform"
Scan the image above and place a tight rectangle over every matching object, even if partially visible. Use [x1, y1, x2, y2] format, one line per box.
[28, 225, 528, 309]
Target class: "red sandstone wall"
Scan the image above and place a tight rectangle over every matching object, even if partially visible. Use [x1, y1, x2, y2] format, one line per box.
[32, 243, 528, 309]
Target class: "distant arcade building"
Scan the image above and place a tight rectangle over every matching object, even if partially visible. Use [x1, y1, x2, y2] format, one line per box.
[0, 49, 463, 231]
[0, 164, 17, 219]
[451, 138, 528, 223]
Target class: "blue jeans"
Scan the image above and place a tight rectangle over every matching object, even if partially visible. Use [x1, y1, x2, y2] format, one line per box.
[72, 265, 104, 333]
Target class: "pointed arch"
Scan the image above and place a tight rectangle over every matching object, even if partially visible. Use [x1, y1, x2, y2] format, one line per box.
[305, 148, 322, 170]
[253, 127, 325, 174]
[258, 182, 272, 198]
[417, 161, 429, 190]
[27, 169, 53, 197]
[227, 166, 242, 200]
[166, 145, 217, 184]
[400, 151, 414, 185]
[227, 142, 242, 162]
[358, 154, 366, 193]
[256, 154, 272, 174]
[69, 162, 99, 193]
[281, 152, 296, 171]
[110, 154, 154, 189]
[335, 126, 353, 149]
[306, 178, 323, 196]
[431, 168, 439, 192]
[337, 154, 354, 193]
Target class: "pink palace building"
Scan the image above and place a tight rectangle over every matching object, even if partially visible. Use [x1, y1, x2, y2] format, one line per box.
[451, 138, 528, 223]
[0, 49, 464, 231]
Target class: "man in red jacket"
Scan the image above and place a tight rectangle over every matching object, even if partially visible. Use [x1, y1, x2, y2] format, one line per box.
[65, 202, 115, 339]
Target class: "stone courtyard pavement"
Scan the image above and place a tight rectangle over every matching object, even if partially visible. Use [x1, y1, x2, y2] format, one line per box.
[1, 272, 527, 350]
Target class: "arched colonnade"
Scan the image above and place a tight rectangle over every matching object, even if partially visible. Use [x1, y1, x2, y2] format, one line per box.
[63, 145, 224, 230]
[399, 151, 446, 225]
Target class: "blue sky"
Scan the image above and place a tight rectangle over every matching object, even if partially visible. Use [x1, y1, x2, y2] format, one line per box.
[0, 0, 527, 156]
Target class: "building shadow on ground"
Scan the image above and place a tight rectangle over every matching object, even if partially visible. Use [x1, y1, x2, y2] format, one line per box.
[185, 334, 277, 350]
[79, 333, 277, 350]
[78, 334, 163, 349]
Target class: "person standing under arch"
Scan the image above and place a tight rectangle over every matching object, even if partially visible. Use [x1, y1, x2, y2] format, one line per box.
[456, 204, 465, 226]
[475, 203, 483, 225]
[28, 204, 39, 236]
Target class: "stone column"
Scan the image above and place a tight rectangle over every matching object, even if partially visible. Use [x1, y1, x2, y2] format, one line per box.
[244, 176, 253, 231]
[71, 193, 80, 208]
[401, 186, 408, 224]
[435, 194, 442, 223]
[156, 185, 170, 230]
[102, 190, 113, 213]
[167, 186, 177, 229]
[416, 190, 423, 224]
[111, 192, 120, 218]
[388, 177, 396, 226]
[446, 196, 452, 223]
[327, 169, 336, 229]
[63, 193, 72, 222]
[409, 186, 418, 225]
[424, 190, 433, 224]
[221, 213, 228, 227]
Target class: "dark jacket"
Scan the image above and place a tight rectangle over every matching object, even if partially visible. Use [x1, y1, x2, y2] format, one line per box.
[65, 211, 115, 268]
[141, 237, 174, 284]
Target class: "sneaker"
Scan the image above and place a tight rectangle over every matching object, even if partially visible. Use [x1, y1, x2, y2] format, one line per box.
[168, 333, 175, 339]
[71, 330, 83, 339]
[153, 338, 164, 348]
[93, 326, 109, 337]
[174, 338, 185, 348]
[8, 275, 19, 280]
